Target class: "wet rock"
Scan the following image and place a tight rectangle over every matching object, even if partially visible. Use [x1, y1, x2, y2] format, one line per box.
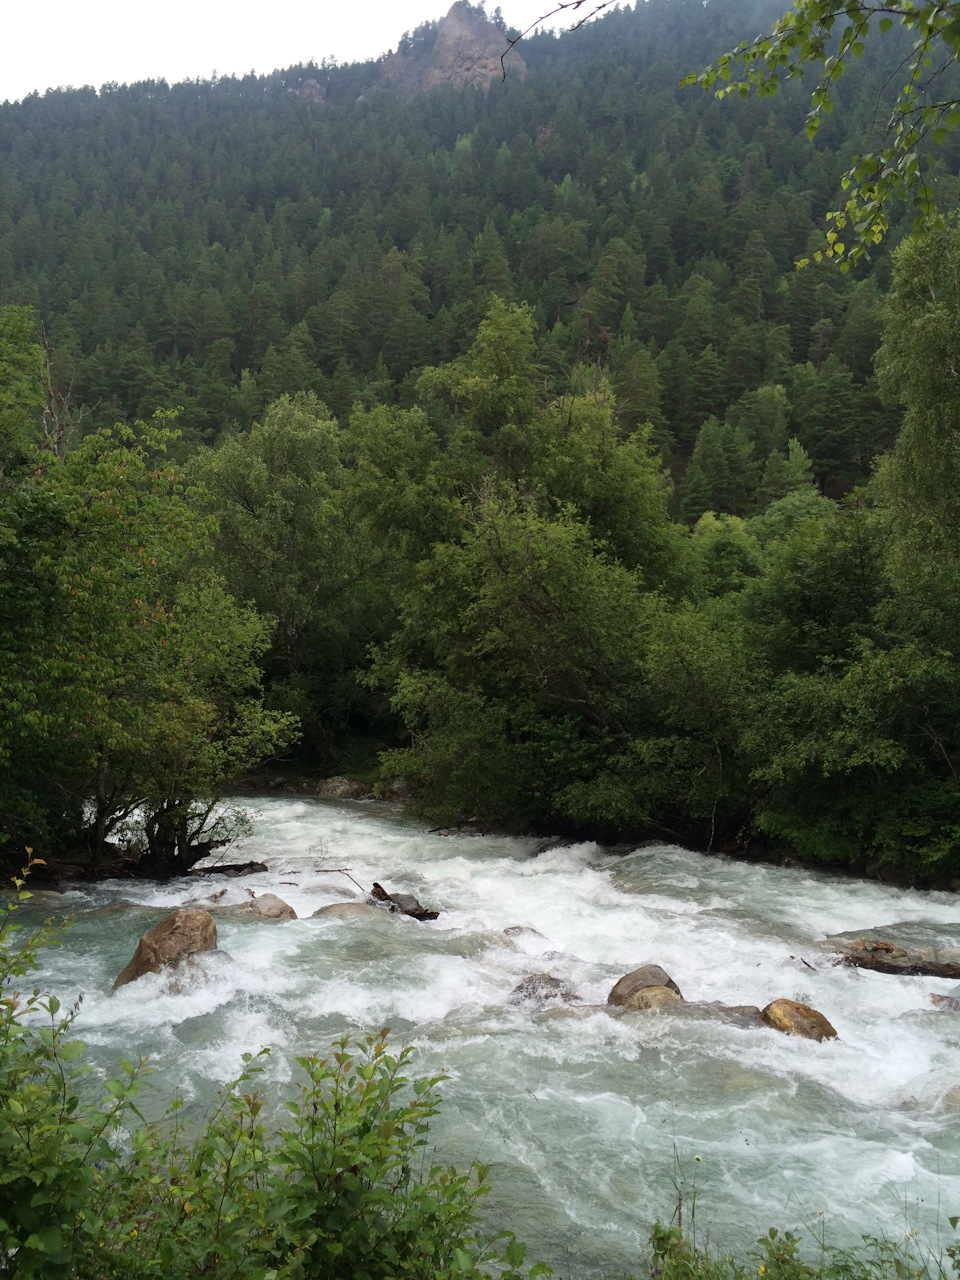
[504, 925, 547, 940]
[192, 861, 269, 878]
[930, 993, 960, 1011]
[214, 893, 297, 922]
[508, 973, 581, 1007]
[370, 882, 440, 921]
[621, 985, 683, 1012]
[760, 998, 837, 1042]
[316, 776, 371, 800]
[608, 964, 683, 1005]
[311, 901, 391, 922]
[114, 908, 217, 990]
[822, 924, 960, 978]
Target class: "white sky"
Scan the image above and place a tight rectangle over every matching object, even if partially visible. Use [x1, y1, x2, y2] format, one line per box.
[1, 0, 569, 104]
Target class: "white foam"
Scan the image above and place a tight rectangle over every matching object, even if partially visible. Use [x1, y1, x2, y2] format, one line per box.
[28, 797, 960, 1276]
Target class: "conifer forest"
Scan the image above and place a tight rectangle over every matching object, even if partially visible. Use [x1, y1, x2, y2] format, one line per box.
[3, 0, 960, 885]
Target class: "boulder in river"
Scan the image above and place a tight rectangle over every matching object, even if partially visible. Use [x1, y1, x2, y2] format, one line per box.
[822, 923, 960, 978]
[621, 985, 683, 1012]
[608, 964, 683, 1005]
[508, 973, 581, 1007]
[114, 908, 217, 990]
[214, 893, 297, 922]
[370, 882, 440, 921]
[761, 998, 837, 1042]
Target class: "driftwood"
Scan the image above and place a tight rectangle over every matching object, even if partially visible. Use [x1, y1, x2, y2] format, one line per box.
[370, 882, 440, 921]
[191, 861, 269, 878]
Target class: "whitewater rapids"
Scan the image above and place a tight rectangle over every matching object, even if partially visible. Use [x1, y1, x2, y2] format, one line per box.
[23, 796, 960, 1276]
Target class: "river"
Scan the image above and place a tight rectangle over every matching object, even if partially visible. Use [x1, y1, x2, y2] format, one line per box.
[22, 796, 960, 1277]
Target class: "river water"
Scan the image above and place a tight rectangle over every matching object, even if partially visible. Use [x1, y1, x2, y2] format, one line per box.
[22, 796, 960, 1277]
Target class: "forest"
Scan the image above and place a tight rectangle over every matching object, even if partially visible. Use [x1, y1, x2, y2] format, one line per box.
[2, 0, 960, 884]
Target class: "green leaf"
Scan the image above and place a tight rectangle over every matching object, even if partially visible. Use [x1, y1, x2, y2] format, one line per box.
[24, 1227, 62, 1254]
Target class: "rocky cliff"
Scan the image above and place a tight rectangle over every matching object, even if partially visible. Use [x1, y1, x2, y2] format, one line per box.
[379, 2, 527, 97]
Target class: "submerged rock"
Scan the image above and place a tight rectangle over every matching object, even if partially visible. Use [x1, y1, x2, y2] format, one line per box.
[114, 908, 217, 990]
[621, 985, 683, 1012]
[761, 998, 837, 1042]
[536, 1004, 616, 1021]
[930, 993, 960, 1011]
[608, 964, 683, 1005]
[214, 893, 297, 922]
[311, 901, 390, 922]
[659, 1001, 764, 1028]
[508, 973, 581, 1008]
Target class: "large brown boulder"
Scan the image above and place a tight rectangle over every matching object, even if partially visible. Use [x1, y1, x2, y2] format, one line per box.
[114, 909, 217, 990]
[608, 964, 683, 1006]
[761, 998, 838, 1042]
[621, 985, 683, 1012]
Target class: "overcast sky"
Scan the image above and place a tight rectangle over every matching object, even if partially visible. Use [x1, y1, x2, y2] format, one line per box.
[1, 0, 572, 103]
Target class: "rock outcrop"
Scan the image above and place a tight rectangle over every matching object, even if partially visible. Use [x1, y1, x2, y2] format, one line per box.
[761, 998, 838, 1041]
[379, 2, 527, 98]
[608, 964, 683, 1006]
[114, 908, 217, 990]
[316, 776, 371, 800]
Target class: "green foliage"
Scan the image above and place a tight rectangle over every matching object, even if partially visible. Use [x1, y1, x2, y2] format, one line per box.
[190, 393, 389, 751]
[0, 410, 297, 871]
[373, 495, 653, 830]
[683, 0, 960, 265]
[0, 870, 548, 1280]
[0, 307, 45, 472]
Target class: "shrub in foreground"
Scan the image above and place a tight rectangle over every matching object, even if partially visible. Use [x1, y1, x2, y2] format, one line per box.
[0, 862, 549, 1279]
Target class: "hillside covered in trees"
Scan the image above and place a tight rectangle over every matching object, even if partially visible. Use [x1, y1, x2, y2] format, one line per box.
[2, 0, 960, 884]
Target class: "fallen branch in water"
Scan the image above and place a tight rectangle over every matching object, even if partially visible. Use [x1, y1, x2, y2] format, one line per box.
[315, 867, 367, 893]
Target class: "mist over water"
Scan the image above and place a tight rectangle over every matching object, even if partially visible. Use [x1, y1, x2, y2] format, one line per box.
[25, 797, 960, 1277]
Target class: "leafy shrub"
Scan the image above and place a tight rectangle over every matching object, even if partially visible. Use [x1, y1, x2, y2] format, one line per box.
[0, 861, 548, 1280]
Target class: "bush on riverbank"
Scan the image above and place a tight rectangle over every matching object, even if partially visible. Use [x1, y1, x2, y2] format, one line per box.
[644, 1220, 953, 1280]
[0, 863, 547, 1279]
